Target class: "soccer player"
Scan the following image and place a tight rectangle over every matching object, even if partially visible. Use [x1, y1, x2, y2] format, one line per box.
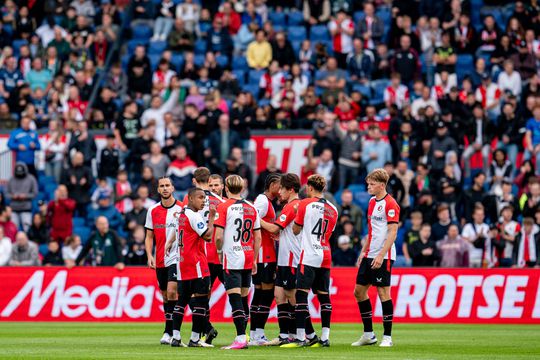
[214, 175, 262, 350]
[283, 174, 338, 348]
[352, 168, 400, 348]
[144, 176, 183, 345]
[209, 174, 225, 198]
[183, 168, 225, 343]
[165, 187, 216, 348]
[249, 173, 281, 345]
[260, 173, 306, 346]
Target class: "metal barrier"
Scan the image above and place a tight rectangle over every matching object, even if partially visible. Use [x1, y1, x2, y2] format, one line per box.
[0, 149, 14, 185]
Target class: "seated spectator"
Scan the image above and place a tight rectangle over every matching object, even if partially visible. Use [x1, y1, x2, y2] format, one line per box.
[126, 225, 147, 266]
[175, 0, 200, 34]
[510, 40, 536, 81]
[437, 224, 469, 267]
[215, 1, 241, 35]
[151, 0, 175, 42]
[525, 106, 540, 175]
[346, 38, 374, 83]
[411, 86, 439, 119]
[167, 145, 197, 193]
[409, 223, 438, 266]
[431, 203, 457, 242]
[428, 122, 457, 179]
[315, 57, 346, 91]
[497, 60, 522, 98]
[477, 15, 500, 57]
[27, 213, 49, 245]
[74, 216, 125, 269]
[362, 125, 392, 174]
[462, 105, 494, 178]
[433, 31, 457, 78]
[42, 240, 64, 266]
[270, 31, 295, 70]
[490, 35, 516, 71]
[113, 170, 133, 215]
[0, 225, 12, 266]
[497, 205, 520, 267]
[333, 235, 357, 266]
[206, 18, 233, 57]
[246, 29, 272, 70]
[9, 231, 40, 266]
[496, 102, 523, 167]
[167, 19, 195, 53]
[7, 162, 37, 232]
[62, 235, 82, 268]
[519, 179, 540, 219]
[131, 0, 155, 27]
[513, 217, 540, 268]
[488, 149, 513, 193]
[136, 185, 157, 209]
[338, 189, 363, 235]
[384, 72, 409, 110]
[87, 194, 124, 232]
[205, 114, 242, 168]
[124, 194, 148, 235]
[7, 116, 40, 177]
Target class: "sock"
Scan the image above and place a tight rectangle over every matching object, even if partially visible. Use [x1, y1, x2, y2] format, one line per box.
[317, 293, 332, 329]
[164, 301, 174, 335]
[250, 289, 262, 336]
[235, 334, 247, 342]
[191, 331, 200, 342]
[277, 303, 290, 337]
[257, 289, 274, 332]
[381, 299, 394, 337]
[358, 299, 373, 333]
[229, 293, 246, 336]
[287, 302, 296, 336]
[295, 291, 309, 341]
[305, 315, 315, 339]
[172, 302, 185, 340]
[204, 298, 213, 334]
[242, 296, 250, 327]
[321, 327, 330, 342]
[190, 296, 208, 338]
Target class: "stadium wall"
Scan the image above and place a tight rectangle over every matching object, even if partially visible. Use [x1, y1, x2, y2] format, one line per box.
[1, 267, 539, 324]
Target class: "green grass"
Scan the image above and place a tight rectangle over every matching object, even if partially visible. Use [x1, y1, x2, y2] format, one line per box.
[0, 322, 539, 359]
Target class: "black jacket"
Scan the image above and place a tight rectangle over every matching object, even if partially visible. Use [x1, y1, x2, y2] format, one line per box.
[513, 232, 540, 267]
[99, 147, 120, 179]
[62, 165, 93, 205]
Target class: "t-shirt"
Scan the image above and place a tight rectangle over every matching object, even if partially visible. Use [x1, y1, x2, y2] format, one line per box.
[274, 198, 302, 268]
[116, 116, 141, 148]
[526, 118, 540, 145]
[177, 207, 210, 280]
[144, 200, 183, 268]
[0, 68, 24, 92]
[254, 194, 277, 263]
[294, 197, 338, 269]
[215, 198, 261, 270]
[365, 194, 400, 261]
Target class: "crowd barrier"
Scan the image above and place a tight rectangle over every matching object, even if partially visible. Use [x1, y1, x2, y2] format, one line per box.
[1, 267, 539, 323]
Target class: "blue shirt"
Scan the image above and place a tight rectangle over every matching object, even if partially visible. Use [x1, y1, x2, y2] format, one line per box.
[25, 69, 52, 91]
[7, 128, 41, 165]
[526, 118, 540, 145]
[0, 68, 24, 92]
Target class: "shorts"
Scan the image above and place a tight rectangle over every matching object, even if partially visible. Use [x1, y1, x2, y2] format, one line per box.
[252, 262, 276, 285]
[296, 264, 330, 293]
[356, 258, 394, 287]
[178, 276, 211, 298]
[156, 264, 178, 291]
[275, 265, 296, 290]
[209, 262, 224, 285]
[224, 269, 252, 290]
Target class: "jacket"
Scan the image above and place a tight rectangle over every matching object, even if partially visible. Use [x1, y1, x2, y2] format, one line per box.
[76, 230, 124, 266]
[87, 205, 124, 232]
[429, 135, 458, 171]
[346, 50, 374, 80]
[9, 241, 40, 266]
[207, 129, 242, 164]
[7, 128, 41, 165]
[47, 198, 76, 241]
[355, 16, 385, 44]
[62, 165, 93, 205]
[513, 231, 540, 267]
[7, 163, 37, 212]
[166, 158, 197, 191]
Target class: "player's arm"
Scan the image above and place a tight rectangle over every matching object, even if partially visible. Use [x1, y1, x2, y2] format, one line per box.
[356, 235, 369, 267]
[292, 200, 304, 235]
[215, 226, 224, 250]
[202, 204, 217, 242]
[252, 229, 262, 275]
[371, 223, 398, 269]
[164, 230, 176, 255]
[144, 228, 155, 269]
[261, 219, 281, 234]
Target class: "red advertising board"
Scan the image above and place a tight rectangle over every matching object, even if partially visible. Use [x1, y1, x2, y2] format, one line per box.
[1, 267, 539, 323]
[250, 134, 312, 175]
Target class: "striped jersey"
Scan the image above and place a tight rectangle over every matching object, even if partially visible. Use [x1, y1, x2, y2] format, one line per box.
[145, 200, 183, 268]
[365, 194, 400, 261]
[254, 194, 277, 263]
[177, 207, 210, 281]
[274, 198, 302, 268]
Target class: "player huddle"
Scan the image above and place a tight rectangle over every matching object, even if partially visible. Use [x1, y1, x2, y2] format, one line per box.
[145, 167, 399, 349]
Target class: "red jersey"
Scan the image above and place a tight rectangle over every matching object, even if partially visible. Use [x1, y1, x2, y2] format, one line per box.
[275, 198, 302, 268]
[254, 194, 277, 263]
[214, 198, 261, 270]
[177, 207, 210, 281]
[294, 197, 338, 269]
[145, 200, 183, 268]
[365, 194, 400, 261]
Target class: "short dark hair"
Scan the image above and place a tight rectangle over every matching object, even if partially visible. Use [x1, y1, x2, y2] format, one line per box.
[280, 173, 300, 193]
[307, 174, 326, 192]
[193, 167, 211, 184]
[264, 173, 282, 190]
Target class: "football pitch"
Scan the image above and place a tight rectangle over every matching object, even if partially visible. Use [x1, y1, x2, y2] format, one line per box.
[1, 322, 539, 359]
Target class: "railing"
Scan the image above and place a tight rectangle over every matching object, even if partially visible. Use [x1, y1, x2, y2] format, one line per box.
[0, 148, 14, 185]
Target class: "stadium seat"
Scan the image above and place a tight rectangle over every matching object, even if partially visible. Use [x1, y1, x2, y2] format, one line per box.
[74, 226, 92, 244]
[287, 11, 304, 26]
[456, 54, 474, 82]
[126, 39, 147, 55]
[248, 69, 265, 85]
[268, 11, 286, 26]
[353, 191, 372, 213]
[243, 84, 260, 98]
[310, 25, 330, 42]
[44, 183, 58, 201]
[353, 11, 365, 24]
[148, 54, 161, 70]
[232, 56, 248, 69]
[216, 54, 229, 67]
[73, 217, 86, 228]
[169, 53, 184, 72]
[376, 8, 392, 28]
[288, 26, 307, 42]
[12, 39, 28, 57]
[370, 79, 390, 106]
[131, 24, 152, 40]
[194, 54, 205, 67]
[38, 176, 56, 191]
[273, 25, 284, 33]
[232, 70, 246, 85]
[291, 40, 302, 55]
[121, 54, 130, 71]
[194, 39, 207, 55]
[352, 83, 372, 99]
[148, 40, 167, 55]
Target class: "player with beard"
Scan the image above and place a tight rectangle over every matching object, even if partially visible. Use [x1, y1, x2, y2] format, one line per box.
[209, 174, 225, 198]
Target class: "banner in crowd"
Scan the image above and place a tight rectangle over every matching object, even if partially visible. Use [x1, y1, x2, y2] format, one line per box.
[250, 134, 311, 175]
[1, 267, 539, 323]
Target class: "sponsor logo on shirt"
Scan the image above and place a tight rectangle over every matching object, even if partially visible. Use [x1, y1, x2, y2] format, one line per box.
[279, 214, 286, 222]
[197, 222, 205, 229]
[388, 209, 396, 218]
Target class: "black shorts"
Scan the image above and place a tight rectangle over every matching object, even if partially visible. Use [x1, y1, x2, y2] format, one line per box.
[252, 262, 277, 285]
[156, 264, 178, 291]
[209, 263, 224, 285]
[275, 266, 296, 290]
[356, 258, 394, 287]
[296, 264, 330, 293]
[224, 269, 252, 290]
[178, 276, 211, 299]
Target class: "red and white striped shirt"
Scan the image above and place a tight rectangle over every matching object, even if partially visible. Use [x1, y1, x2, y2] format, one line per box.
[254, 194, 277, 263]
[275, 198, 302, 268]
[259, 72, 285, 98]
[365, 194, 400, 261]
[384, 84, 409, 109]
[177, 207, 210, 280]
[145, 200, 183, 268]
[475, 83, 501, 109]
[328, 18, 354, 54]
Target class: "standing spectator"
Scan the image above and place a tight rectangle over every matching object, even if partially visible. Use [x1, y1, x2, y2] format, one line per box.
[437, 224, 469, 267]
[206, 18, 233, 57]
[74, 216, 125, 268]
[62, 235, 82, 268]
[0, 226, 12, 266]
[42, 120, 67, 184]
[151, 0, 175, 41]
[409, 223, 438, 266]
[125, 225, 148, 266]
[87, 194, 124, 232]
[175, 0, 200, 34]
[68, 121, 97, 168]
[62, 152, 93, 217]
[205, 114, 242, 168]
[140, 82, 180, 146]
[130, 124, 155, 184]
[270, 31, 296, 69]
[335, 119, 362, 189]
[329, 9, 354, 68]
[127, 45, 152, 98]
[384, 72, 410, 110]
[496, 102, 524, 167]
[338, 189, 363, 235]
[0, 207, 17, 242]
[497, 60, 522, 98]
[104, 62, 128, 101]
[166, 145, 197, 194]
[519, 180, 540, 219]
[510, 40, 536, 81]
[361, 125, 392, 173]
[27, 213, 49, 245]
[98, 134, 120, 182]
[498, 205, 520, 267]
[42, 240, 64, 266]
[47, 185, 76, 243]
[525, 106, 540, 174]
[347, 38, 374, 82]
[462, 105, 494, 178]
[332, 235, 357, 266]
[7, 116, 40, 177]
[132, 0, 155, 27]
[7, 163, 37, 232]
[25, 58, 52, 91]
[513, 217, 540, 268]
[475, 73, 501, 121]
[402, 211, 423, 265]
[461, 205, 490, 267]
[143, 140, 171, 179]
[215, 1, 241, 35]
[303, 0, 330, 26]
[9, 231, 40, 266]
[428, 122, 458, 179]
[246, 29, 272, 70]
[356, 2, 383, 49]
[167, 19, 195, 52]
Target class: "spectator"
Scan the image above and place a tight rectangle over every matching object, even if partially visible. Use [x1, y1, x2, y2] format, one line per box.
[254, 155, 281, 194]
[175, 0, 200, 34]
[428, 122, 458, 178]
[519, 180, 540, 219]
[47, 185, 76, 243]
[334, 119, 362, 189]
[513, 217, 540, 268]
[498, 205, 520, 267]
[510, 40, 536, 81]
[356, 2, 383, 50]
[462, 205, 490, 267]
[9, 231, 40, 266]
[143, 140, 171, 179]
[0, 226, 12, 266]
[347, 38, 374, 83]
[332, 235, 357, 266]
[42, 240, 64, 266]
[497, 60, 522, 98]
[26, 58, 52, 92]
[315, 57, 346, 91]
[327, 9, 354, 69]
[303, 0, 330, 26]
[87, 194, 124, 232]
[392, 35, 421, 85]
[62, 152, 93, 217]
[384, 72, 410, 110]
[431, 203, 457, 242]
[151, 0, 175, 42]
[409, 223, 438, 266]
[437, 224, 469, 267]
[315, 148, 335, 186]
[246, 29, 271, 70]
[166, 145, 197, 193]
[132, 0, 155, 27]
[27, 213, 49, 245]
[104, 62, 128, 101]
[338, 189, 363, 235]
[114, 170, 133, 214]
[98, 134, 120, 182]
[6, 163, 37, 232]
[206, 18, 233, 57]
[167, 19, 195, 52]
[124, 194, 148, 235]
[126, 225, 148, 266]
[362, 125, 392, 174]
[215, 1, 241, 35]
[42, 120, 67, 184]
[7, 116, 40, 177]
[141, 81, 180, 146]
[68, 121, 97, 168]
[74, 216, 125, 268]
[136, 185, 156, 209]
[62, 235, 82, 268]
[205, 113, 242, 167]
[496, 102, 524, 167]
[127, 45, 152, 98]
[402, 210, 423, 265]
[462, 104, 494, 178]
[488, 149, 513, 192]
[525, 106, 540, 174]
[130, 124, 155, 184]
[270, 31, 295, 69]
[0, 207, 17, 242]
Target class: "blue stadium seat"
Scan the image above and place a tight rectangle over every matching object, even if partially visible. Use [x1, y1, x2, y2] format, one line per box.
[232, 56, 248, 69]
[169, 53, 184, 72]
[352, 83, 371, 99]
[353, 191, 372, 213]
[248, 69, 265, 85]
[194, 54, 205, 67]
[38, 175, 56, 191]
[126, 39, 147, 55]
[309, 25, 330, 42]
[148, 40, 167, 54]
[273, 25, 284, 33]
[456, 54, 474, 82]
[291, 40, 302, 55]
[216, 54, 229, 67]
[232, 70, 246, 85]
[44, 183, 58, 201]
[121, 54, 130, 71]
[287, 11, 304, 26]
[268, 11, 286, 26]
[131, 24, 153, 40]
[12, 39, 28, 57]
[288, 26, 307, 42]
[148, 54, 161, 70]
[370, 79, 390, 106]
[73, 217, 86, 228]
[243, 84, 260, 97]
[194, 39, 207, 54]
[376, 8, 392, 27]
[353, 11, 365, 24]
[74, 226, 92, 244]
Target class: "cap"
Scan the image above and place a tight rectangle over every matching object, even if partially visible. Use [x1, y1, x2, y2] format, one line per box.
[436, 120, 447, 129]
[98, 193, 111, 201]
[337, 235, 350, 246]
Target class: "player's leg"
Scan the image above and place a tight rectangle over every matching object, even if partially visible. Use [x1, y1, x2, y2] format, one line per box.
[167, 265, 179, 344]
[284, 288, 297, 340]
[311, 268, 331, 347]
[171, 281, 190, 347]
[282, 265, 314, 347]
[188, 277, 214, 348]
[249, 266, 262, 343]
[241, 270, 252, 328]
[352, 259, 377, 346]
[222, 270, 248, 349]
[269, 285, 290, 345]
[203, 263, 221, 344]
[156, 268, 171, 344]
[256, 262, 276, 342]
[377, 259, 394, 347]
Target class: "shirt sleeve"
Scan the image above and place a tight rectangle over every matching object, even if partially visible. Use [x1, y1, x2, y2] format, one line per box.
[144, 208, 153, 230]
[275, 202, 296, 229]
[214, 203, 227, 228]
[187, 210, 208, 237]
[385, 198, 400, 224]
[253, 211, 261, 230]
[254, 195, 269, 219]
[294, 199, 307, 227]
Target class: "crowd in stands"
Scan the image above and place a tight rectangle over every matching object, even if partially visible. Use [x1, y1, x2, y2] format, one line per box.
[1, 0, 540, 269]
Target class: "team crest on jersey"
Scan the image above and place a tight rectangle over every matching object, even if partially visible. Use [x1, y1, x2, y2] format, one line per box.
[214, 213, 219, 220]
[173, 211, 181, 218]
[377, 205, 383, 211]
[279, 214, 286, 222]
[388, 209, 396, 218]
[197, 222, 205, 229]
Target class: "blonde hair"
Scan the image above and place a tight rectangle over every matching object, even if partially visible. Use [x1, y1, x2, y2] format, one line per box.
[307, 174, 326, 192]
[225, 175, 244, 194]
[366, 168, 390, 185]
